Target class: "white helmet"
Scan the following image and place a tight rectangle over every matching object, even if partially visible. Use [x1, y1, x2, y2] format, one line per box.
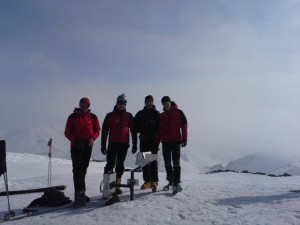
[116, 94, 127, 103]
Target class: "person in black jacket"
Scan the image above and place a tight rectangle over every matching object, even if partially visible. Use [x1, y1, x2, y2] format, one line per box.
[134, 95, 160, 192]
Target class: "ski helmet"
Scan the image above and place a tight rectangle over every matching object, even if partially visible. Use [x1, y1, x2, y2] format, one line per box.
[116, 94, 127, 103]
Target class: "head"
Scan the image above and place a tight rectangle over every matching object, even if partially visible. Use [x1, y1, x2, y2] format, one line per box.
[144, 95, 154, 109]
[161, 96, 171, 111]
[116, 94, 127, 111]
[79, 97, 90, 113]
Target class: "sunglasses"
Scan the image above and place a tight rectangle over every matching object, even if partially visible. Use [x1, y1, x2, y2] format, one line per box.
[117, 101, 127, 105]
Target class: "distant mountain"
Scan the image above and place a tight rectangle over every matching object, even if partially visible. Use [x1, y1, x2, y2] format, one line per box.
[208, 154, 300, 176]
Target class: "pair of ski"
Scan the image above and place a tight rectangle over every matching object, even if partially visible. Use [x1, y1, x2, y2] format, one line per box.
[163, 183, 183, 195]
[0, 195, 105, 223]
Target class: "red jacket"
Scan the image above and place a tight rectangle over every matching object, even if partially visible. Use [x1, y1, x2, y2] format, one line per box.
[158, 102, 188, 143]
[101, 106, 137, 145]
[65, 108, 100, 146]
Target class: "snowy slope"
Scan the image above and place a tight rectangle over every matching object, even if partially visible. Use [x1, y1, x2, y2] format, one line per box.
[1, 153, 300, 225]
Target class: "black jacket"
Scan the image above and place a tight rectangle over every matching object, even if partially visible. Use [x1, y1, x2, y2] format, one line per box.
[134, 105, 160, 142]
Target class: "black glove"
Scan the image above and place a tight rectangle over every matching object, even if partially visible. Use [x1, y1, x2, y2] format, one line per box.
[101, 144, 107, 155]
[132, 144, 137, 154]
[181, 141, 187, 147]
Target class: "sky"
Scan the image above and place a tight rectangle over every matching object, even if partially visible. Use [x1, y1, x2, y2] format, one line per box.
[1, 0, 300, 160]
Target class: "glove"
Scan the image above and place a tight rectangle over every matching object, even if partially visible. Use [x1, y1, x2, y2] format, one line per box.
[132, 144, 137, 154]
[87, 138, 94, 147]
[101, 144, 107, 155]
[181, 141, 187, 147]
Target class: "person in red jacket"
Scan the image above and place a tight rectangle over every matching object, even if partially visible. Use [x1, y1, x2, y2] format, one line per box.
[158, 96, 188, 193]
[101, 94, 137, 194]
[64, 97, 100, 208]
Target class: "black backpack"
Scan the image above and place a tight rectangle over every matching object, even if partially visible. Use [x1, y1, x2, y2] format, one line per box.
[26, 189, 71, 208]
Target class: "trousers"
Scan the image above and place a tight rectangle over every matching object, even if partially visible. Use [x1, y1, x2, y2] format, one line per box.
[162, 142, 181, 184]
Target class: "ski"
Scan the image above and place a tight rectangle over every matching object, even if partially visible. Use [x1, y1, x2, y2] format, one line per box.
[0, 195, 102, 223]
[0, 185, 66, 197]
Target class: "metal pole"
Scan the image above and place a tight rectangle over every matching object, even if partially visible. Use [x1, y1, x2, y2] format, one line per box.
[47, 138, 52, 187]
[3, 173, 15, 219]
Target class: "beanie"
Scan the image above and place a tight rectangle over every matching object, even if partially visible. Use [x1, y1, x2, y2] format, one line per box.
[79, 97, 90, 106]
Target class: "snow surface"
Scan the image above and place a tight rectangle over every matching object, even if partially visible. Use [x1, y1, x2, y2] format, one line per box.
[1, 153, 300, 225]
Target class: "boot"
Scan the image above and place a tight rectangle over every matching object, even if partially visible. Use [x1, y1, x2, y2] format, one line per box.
[141, 181, 152, 190]
[151, 182, 158, 192]
[172, 183, 182, 194]
[74, 191, 86, 208]
[163, 181, 173, 191]
[115, 177, 123, 195]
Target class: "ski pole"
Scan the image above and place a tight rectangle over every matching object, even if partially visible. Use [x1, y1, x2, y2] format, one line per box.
[47, 138, 52, 187]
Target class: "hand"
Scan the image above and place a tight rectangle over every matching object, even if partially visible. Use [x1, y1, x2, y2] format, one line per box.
[181, 141, 187, 147]
[132, 144, 137, 154]
[87, 138, 94, 147]
[101, 144, 107, 155]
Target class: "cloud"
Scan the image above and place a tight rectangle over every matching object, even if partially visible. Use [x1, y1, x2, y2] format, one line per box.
[1, 1, 300, 162]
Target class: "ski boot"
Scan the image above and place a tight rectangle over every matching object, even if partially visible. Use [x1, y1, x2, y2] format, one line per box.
[172, 183, 182, 195]
[151, 182, 158, 192]
[74, 191, 86, 208]
[141, 181, 152, 190]
[115, 177, 123, 195]
[163, 182, 173, 191]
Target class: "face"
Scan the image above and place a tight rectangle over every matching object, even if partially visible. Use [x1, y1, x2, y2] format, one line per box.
[162, 101, 171, 111]
[117, 101, 126, 110]
[145, 99, 153, 109]
[80, 103, 89, 113]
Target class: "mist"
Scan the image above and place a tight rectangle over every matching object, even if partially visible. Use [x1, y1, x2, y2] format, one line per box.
[1, 0, 300, 162]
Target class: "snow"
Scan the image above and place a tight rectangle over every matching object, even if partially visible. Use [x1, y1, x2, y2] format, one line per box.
[1, 153, 300, 225]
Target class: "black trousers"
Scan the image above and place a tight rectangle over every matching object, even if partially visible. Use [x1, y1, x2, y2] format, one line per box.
[71, 143, 92, 193]
[162, 142, 181, 184]
[140, 140, 158, 183]
[104, 143, 129, 178]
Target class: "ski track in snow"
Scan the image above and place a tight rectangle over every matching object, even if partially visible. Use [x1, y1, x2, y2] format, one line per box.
[1, 153, 300, 225]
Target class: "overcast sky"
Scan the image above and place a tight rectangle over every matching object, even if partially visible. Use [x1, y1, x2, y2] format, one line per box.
[1, 0, 300, 160]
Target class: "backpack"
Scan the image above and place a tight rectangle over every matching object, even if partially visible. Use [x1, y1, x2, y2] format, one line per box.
[26, 189, 72, 208]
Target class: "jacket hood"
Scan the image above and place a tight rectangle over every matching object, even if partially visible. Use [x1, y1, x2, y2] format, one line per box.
[163, 101, 178, 112]
[73, 108, 91, 115]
